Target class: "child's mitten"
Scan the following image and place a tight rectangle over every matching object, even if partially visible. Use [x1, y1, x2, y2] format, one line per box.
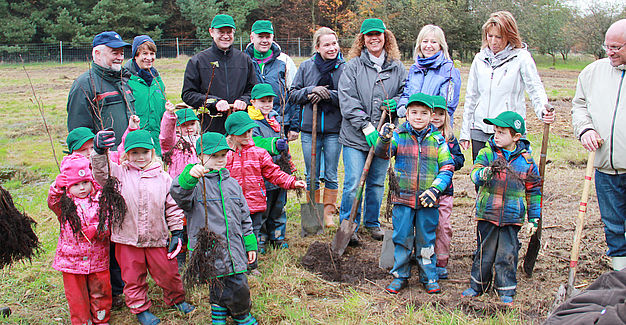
[419, 187, 441, 208]
[276, 138, 289, 152]
[524, 218, 539, 235]
[94, 129, 116, 154]
[362, 123, 379, 147]
[167, 230, 184, 259]
[380, 123, 395, 140]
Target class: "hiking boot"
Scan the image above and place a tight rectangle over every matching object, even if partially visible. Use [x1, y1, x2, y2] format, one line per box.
[137, 310, 161, 325]
[173, 301, 195, 314]
[424, 282, 441, 294]
[365, 226, 384, 241]
[385, 278, 408, 294]
[499, 295, 514, 304]
[436, 266, 449, 279]
[348, 232, 360, 246]
[462, 288, 480, 297]
[0, 307, 11, 318]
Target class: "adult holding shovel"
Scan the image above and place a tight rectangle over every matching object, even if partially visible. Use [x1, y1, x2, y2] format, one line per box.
[571, 19, 626, 271]
[290, 27, 345, 228]
[336, 18, 406, 246]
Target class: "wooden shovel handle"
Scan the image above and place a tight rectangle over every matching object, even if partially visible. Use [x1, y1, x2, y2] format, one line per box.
[309, 103, 319, 203]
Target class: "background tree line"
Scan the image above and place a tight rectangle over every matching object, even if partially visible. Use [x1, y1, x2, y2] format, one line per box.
[1, 0, 624, 62]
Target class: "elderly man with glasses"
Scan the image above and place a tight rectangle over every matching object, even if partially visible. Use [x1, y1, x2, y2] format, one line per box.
[572, 19, 626, 271]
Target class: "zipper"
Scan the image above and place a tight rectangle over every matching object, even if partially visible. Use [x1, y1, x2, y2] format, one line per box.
[609, 70, 624, 171]
[488, 70, 494, 125]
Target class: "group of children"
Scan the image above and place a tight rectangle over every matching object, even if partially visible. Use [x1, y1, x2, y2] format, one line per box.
[50, 84, 541, 324]
[50, 83, 303, 324]
[377, 92, 541, 305]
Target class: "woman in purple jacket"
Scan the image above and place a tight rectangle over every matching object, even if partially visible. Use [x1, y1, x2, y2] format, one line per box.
[397, 25, 461, 121]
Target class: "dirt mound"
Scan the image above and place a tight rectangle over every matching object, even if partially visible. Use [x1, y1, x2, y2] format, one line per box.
[301, 241, 389, 283]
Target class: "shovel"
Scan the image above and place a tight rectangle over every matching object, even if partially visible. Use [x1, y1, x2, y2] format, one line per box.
[552, 149, 597, 308]
[523, 104, 554, 276]
[300, 103, 325, 236]
[331, 110, 388, 256]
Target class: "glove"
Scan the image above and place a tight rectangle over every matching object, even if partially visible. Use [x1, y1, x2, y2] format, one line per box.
[524, 218, 539, 236]
[167, 230, 183, 259]
[311, 86, 331, 100]
[276, 138, 288, 152]
[308, 93, 322, 104]
[94, 129, 116, 154]
[380, 123, 395, 139]
[381, 99, 397, 113]
[419, 187, 441, 208]
[479, 167, 492, 181]
[362, 123, 379, 147]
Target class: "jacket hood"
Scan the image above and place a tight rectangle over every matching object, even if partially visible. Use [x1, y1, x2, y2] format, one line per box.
[359, 48, 393, 70]
[486, 136, 531, 157]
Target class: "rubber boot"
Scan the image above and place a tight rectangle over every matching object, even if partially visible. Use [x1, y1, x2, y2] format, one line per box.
[323, 188, 338, 227]
[306, 188, 322, 203]
[612, 256, 626, 271]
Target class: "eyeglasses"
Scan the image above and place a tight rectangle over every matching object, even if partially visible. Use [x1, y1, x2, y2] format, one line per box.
[602, 43, 625, 52]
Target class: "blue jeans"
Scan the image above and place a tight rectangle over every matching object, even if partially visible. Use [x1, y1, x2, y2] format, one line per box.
[470, 221, 520, 296]
[390, 205, 439, 283]
[301, 132, 341, 190]
[595, 170, 626, 256]
[339, 146, 389, 229]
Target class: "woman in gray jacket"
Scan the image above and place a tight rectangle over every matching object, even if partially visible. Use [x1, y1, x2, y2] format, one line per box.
[338, 18, 406, 244]
[459, 11, 555, 161]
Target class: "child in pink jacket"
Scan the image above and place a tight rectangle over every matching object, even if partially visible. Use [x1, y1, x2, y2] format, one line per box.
[91, 127, 195, 325]
[48, 154, 111, 325]
[224, 111, 306, 272]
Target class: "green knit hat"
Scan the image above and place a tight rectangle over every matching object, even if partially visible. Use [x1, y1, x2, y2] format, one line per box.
[432, 96, 447, 110]
[176, 108, 199, 126]
[225, 111, 258, 135]
[251, 83, 276, 99]
[211, 14, 236, 29]
[251, 20, 274, 34]
[484, 111, 526, 135]
[196, 132, 232, 155]
[407, 93, 434, 110]
[360, 18, 386, 34]
[124, 129, 155, 152]
[66, 127, 95, 154]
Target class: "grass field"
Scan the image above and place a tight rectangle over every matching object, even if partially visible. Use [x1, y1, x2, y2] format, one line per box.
[0, 53, 605, 324]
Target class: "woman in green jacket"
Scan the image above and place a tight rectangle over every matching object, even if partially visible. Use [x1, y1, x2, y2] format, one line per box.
[124, 35, 170, 156]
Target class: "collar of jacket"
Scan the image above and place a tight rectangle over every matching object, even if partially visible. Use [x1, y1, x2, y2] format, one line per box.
[207, 167, 230, 179]
[477, 46, 521, 69]
[91, 62, 129, 83]
[245, 42, 281, 61]
[486, 136, 531, 159]
[209, 41, 233, 58]
[398, 122, 436, 140]
[616, 63, 626, 71]
[359, 48, 393, 70]
[124, 160, 163, 175]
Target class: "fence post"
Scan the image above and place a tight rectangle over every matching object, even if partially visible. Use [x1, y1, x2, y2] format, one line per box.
[59, 41, 63, 65]
[240, 36, 243, 51]
[298, 38, 301, 57]
[176, 38, 180, 58]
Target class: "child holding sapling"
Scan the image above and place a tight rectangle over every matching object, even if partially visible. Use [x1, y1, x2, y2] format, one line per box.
[224, 111, 306, 272]
[374, 93, 454, 295]
[430, 96, 465, 279]
[48, 154, 111, 324]
[170, 132, 259, 325]
[91, 124, 195, 325]
[461, 111, 541, 304]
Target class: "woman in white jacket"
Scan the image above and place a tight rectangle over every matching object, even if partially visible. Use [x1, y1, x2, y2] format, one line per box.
[459, 11, 555, 160]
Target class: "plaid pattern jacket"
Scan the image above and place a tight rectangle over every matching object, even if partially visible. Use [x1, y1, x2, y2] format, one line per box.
[470, 138, 542, 225]
[375, 123, 454, 209]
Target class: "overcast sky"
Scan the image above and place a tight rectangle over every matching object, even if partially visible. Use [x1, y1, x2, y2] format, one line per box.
[567, 0, 625, 12]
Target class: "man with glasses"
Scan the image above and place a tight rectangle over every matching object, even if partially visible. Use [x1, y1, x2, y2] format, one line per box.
[182, 14, 257, 134]
[572, 19, 626, 271]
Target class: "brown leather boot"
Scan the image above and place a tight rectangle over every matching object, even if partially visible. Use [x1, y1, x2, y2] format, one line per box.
[305, 188, 322, 203]
[323, 188, 338, 227]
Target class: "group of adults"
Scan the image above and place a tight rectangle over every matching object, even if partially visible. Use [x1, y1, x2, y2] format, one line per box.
[65, 11, 626, 272]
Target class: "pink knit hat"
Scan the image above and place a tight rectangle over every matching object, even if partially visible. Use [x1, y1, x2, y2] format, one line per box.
[56, 153, 95, 188]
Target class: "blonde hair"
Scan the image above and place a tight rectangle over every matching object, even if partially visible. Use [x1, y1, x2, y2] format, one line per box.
[414, 25, 451, 60]
[178, 121, 201, 136]
[347, 29, 401, 61]
[434, 107, 454, 141]
[312, 27, 339, 54]
[481, 11, 523, 49]
[120, 148, 162, 167]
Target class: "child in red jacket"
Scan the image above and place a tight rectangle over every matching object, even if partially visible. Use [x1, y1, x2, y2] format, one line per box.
[224, 111, 306, 272]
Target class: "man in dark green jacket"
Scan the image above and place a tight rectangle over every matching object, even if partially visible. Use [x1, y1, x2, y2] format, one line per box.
[67, 31, 135, 148]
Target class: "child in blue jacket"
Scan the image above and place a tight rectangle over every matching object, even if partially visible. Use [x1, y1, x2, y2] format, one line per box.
[461, 111, 542, 304]
[375, 93, 454, 294]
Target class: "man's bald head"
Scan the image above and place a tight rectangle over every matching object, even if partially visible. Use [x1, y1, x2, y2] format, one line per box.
[605, 19, 626, 67]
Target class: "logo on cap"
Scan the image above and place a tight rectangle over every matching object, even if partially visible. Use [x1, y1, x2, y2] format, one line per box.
[514, 120, 522, 129]
[78, 169, 86, 177]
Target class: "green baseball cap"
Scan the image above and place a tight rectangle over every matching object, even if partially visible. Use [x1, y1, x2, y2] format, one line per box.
[196, 132, 232, 155]
[124, 129, 155, 152]
[360, 18, 386, 34]
[225, 111, 258, 135]
[66, 127, 95, 154]
[251, 83, 276, 99]
[407, 93, 434, 110]
[484, 111, 526, 135]
[251, 20, 274, 34]
[211, 14, 236, 29]
[176, 108, 199, 126]
[432, 96, 447, 110]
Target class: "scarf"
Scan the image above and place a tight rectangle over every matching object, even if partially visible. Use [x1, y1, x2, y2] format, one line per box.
[133, 60, 155, 86]
[248, 106, 281, 132]
[313, 53, 339, 89]
[416, 51, 442, 69]
[253, 49, 273, 72]
[368, 49, 386, 72]
[482, 44, 515, 68]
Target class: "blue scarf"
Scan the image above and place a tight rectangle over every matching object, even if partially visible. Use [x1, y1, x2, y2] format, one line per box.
[416, 51, 443, 69]
[133, 60, 156, 86]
